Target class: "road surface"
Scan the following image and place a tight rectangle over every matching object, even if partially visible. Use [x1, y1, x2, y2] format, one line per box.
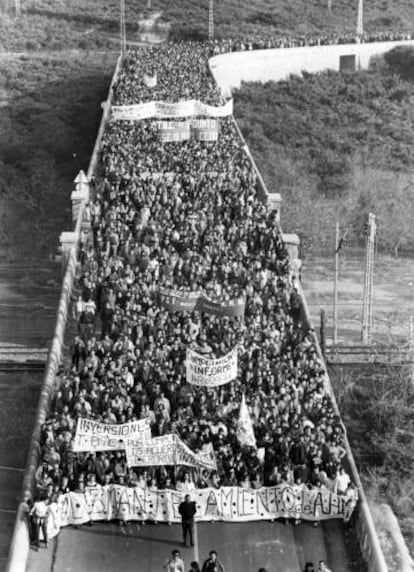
[27, 518, 364, 572]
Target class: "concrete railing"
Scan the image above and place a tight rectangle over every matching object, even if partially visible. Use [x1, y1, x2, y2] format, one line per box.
[209, 40, 414, 94]
[6, 54, 123, 572]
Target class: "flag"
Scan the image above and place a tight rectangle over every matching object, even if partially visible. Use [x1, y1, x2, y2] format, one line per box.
[236, 394, 256, 448]
[144, 73, 157, 88]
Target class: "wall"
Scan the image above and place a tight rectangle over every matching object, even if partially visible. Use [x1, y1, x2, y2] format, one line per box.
[209, 40, 414, 96]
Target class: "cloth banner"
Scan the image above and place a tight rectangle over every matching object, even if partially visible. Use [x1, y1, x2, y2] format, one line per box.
[158, 288, 200, 312]
[157, 120, 191, 143]
[236, 394, 257, 449]
[44, 484, 358, 539]
[191, 119, 219, 142]
[125, 434, 217, 470]
[158, 288, 245, 317]
[111, 99, 233, 120]
[186, 348, 238, 387]
[73, 418, 151, 452]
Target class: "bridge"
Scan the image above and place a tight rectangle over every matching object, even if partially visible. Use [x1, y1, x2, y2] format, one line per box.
[8, 39, 414, 572]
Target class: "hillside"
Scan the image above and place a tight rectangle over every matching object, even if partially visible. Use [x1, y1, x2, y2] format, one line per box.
[0, 52, 116, 259]
[233, 48, 414, 257]
[2, 0, 414, 50]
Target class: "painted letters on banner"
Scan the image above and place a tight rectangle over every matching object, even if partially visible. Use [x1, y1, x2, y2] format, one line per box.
[191, 119, 219, 142]
[158, 288, 245, 317]
[45, 484, 358, 538]
[125, 435, 217, 471]
[186, 348, 238, 387]
[157, 120, 191, 143]
[73, 418, 151, 452]
[111, 99, 233, 120]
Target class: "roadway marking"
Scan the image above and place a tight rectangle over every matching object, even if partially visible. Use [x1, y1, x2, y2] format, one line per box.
[0, 508, 16, 514]
[193, 520, 199, 564]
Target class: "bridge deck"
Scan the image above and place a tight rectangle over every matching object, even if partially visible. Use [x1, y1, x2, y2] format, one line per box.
[26, 519, 364, 572]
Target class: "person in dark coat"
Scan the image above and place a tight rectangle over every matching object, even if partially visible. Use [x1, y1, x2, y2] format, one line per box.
[178, 494, 197, 547]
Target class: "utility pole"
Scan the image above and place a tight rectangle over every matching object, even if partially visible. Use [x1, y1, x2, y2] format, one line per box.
[356, 0, 363, 38]
[409, 316, 414, 385]
[361, 213, 376, 345]
[333, 220, 339, 345]
[120, 0, 126, 54]
[208, 0, 214, 40]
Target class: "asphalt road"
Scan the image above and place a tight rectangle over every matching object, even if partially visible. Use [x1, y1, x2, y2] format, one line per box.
[26, 518, 364, 572]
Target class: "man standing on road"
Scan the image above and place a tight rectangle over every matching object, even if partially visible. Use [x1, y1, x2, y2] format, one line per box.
[178, 493, 197, 547]
[318, 560, 332, 572]
[163, 549, 185, 572]
[29, 495, 51, 550]
[201, 550, 225, 572]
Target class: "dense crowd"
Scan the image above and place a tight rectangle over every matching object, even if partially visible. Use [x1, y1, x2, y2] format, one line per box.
[35, 43, 356, 518]
[208, 29, 413, 54]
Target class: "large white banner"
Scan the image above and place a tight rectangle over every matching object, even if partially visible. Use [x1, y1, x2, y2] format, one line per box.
[73, 418, 152, 452]
[111, 99, 233, 120]
[186, 348, 238, 387]
[44, 484, 358, 538]
[125, 435, 217, 471]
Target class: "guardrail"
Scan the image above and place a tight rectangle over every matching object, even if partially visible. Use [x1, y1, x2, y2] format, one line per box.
[6, 53, 123, 572]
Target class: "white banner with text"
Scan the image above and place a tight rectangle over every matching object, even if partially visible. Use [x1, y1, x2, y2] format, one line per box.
[186, 348, 238, 386]
[125, 435, 217, 471]
[73, 418, 152, 452]
[44, 484, 358, 539]
[112, 99, 233, 120]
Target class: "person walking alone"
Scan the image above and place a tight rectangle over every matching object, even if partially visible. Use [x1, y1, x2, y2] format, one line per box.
[178, 494, 197, 547]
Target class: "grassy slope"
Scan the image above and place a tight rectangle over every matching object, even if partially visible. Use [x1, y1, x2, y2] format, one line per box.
[233, 65, 414, 255]
[2, 0, 414, 49]
[332, 366, 414, 553]
[0, 52, 116, 259]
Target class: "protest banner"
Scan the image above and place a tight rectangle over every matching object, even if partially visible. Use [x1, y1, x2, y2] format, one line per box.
[125, 434, 217, 470]
[73, 418, 151, 452]
[158, 288, 200, 312]
[157, 288, 245, 317]
[199, 295, 245, 317]
[186, 348, 238, 387]
[157, 120, 191, 143]
[191, 119, 219, 142]
[111, 99, 233, 120]
[46, 483, 358, 538]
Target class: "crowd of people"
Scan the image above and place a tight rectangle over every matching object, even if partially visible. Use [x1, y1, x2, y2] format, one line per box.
[34, 43, 356, 522]
[207, 28, 413, 54]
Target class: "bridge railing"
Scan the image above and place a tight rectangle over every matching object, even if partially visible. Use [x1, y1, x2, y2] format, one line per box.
[6, 54, 123, 572]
